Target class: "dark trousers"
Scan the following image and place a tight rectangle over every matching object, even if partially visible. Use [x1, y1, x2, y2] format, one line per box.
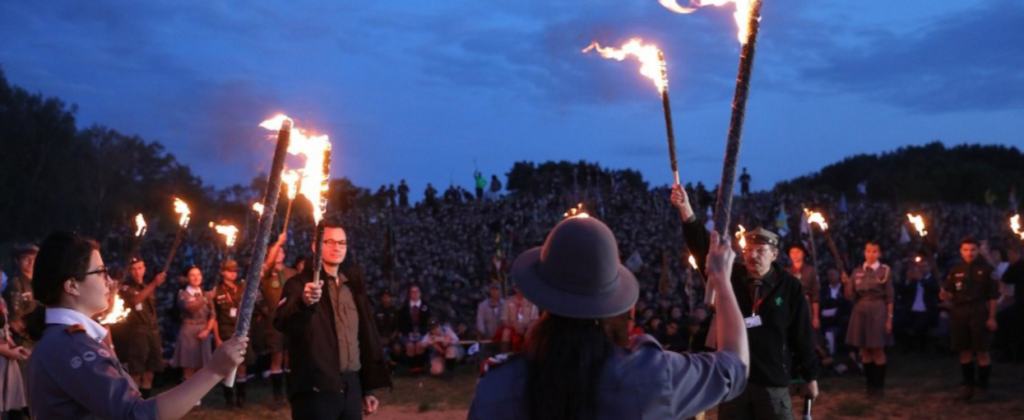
[718, 382, 794, 420]
[290, 373, 363, 420]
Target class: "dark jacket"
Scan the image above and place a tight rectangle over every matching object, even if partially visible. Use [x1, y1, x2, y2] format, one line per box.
[275, 264, 392, 397]
[896, 273, 940, 323]
[397, 301, 431, 335]
[683, 219, 819, 387]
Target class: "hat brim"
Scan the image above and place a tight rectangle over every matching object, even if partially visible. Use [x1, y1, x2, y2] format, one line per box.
[510, 247, 639, 319]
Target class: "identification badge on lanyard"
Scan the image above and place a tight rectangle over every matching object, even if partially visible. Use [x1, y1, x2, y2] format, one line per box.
[230, 308, 237, 318]
[744, 315, 763, 329]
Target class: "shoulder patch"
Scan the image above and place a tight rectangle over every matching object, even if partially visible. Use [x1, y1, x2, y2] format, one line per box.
[64, 324, 87, 335]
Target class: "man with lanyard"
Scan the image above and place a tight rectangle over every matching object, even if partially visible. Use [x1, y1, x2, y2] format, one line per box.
[212, 259, 254, 408]
[673, 185, 818, 419]
[117, 256, 166, 399]
[941, 237, 999, 401]
[258, 233, 295, 407]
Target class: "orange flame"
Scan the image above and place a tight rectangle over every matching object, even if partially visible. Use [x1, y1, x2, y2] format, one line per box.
[134, 213, 147, 237]
[1011, 214, 1023, 240]
[99, 294, 132, 325]
[583, 38, 668, 94]
[907, 213, 928, 237]
[563, 203, 590, 219]
[914, 256, 923, 263]
[736, 224, 747, 249]
[282, 169, 302, 200]
[659, 0, 756, 44]
[804, 208, 828, 231]
[172, 197, 191, 228]
[688, 254, 699, 270]
[252, 202, 264, 217]
[209, 222, 239, 247]
[259, 114, 332, 224]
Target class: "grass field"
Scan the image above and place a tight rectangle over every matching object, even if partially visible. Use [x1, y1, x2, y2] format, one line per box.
[184, 352, 1024, 419]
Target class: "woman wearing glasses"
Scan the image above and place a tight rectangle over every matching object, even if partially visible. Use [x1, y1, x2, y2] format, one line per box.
[25, 231, 247, 419]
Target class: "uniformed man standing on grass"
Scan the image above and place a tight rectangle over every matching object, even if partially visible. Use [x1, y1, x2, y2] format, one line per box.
[940, 237, 999, 401]
[117, 256, 166, 399]
[673, 185, 819, 420]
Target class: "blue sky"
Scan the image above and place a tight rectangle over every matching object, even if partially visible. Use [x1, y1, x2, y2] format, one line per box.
[2, 0, 1021, 194]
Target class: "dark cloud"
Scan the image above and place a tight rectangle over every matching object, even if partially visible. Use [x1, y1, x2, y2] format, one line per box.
[801, 0, 1024, 113]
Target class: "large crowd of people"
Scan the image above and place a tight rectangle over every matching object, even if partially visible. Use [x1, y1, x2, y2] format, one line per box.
[1, 173, 1022, 418]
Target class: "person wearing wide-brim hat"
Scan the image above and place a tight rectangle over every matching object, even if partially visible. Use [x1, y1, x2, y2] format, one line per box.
[469, 216, 749, 420]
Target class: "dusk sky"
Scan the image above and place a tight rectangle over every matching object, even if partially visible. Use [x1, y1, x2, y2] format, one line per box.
[2, 0, 1021, 195]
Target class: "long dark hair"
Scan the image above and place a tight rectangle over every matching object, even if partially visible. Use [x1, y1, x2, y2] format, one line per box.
[523, 311, 630, 420]
[26, 231, 99, 341]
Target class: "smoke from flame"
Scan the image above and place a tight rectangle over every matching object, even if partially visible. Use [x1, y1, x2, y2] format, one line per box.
[172, 197, 191, 228]
[260, 114, 332, 224]
[907, 213, 928, 237]
[134, 213, 147, 237]
[659, 0, 756, 45]
[583, 38, 668, 94]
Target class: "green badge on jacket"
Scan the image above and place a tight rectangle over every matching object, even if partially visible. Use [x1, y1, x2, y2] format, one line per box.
[775, 296, 783, 306]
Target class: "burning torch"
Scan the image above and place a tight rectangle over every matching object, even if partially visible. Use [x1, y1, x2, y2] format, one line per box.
[583, 38, 681, 186]
[806, 210, 846, 275]
[160, 197, 191, 275]
[225, 116, 292, 386]
[660, 0, 765, 238]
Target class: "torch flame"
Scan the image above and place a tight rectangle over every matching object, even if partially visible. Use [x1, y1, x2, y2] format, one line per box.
[1011, 214, 1023, 240]
[659, 0, 756, 45]
[804, 208, 828, 231]
[688, 254, 699, 270]
[907, 213, 928, 237]
[252, 202, 265, 217]
[134, 213, 147, 237]
[563, 203, 590, 219]
[209, 223, 239, 248]
[259, 114, 332, 224]
[98, 294, 132, 325]
[282, 169, 302, 200]
[583, 38, 668, 94]
[172, 197, 191, 228]
[736, 224, 747, 249]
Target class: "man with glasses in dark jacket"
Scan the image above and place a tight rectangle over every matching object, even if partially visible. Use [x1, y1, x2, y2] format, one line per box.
[276, 217, 392, 419]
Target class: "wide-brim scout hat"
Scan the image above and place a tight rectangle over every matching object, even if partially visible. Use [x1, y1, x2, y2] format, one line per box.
[510, 217, 638, 319]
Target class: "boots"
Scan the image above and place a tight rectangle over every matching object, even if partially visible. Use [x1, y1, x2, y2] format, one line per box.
[959, 363, 976, 401]
[875, 363, 887, 398]
[863, 363, 876, 395]
[235, 381, 247, 408]
[220, 384, 236, 408]
[270, 373, 286, 410]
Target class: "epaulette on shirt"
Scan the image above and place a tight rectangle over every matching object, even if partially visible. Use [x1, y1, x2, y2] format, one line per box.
[64, 324, 87, 335]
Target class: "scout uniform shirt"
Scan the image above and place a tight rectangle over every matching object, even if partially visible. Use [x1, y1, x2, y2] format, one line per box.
[119, 280, 159, 331]
[28, 308, 157, 419]
[944, 261, 998, 310]
[469, 334, 747, 420]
